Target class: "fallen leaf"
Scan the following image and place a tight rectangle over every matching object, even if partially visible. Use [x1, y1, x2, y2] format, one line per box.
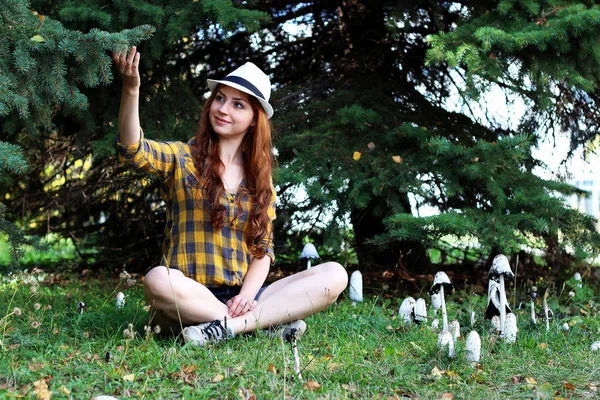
[212, 373, 225, 383]
[28, 362, 45, 372]
[123, 374, 135, 382]
[535, 382, 555, 398]
[562, 382, 575, 391]
[431, 366, 444, 377]
[33, 380, 51, 400]
[353, 151, 361, 161]
[368, 142, 376, 150]
[446, 370, 458, 377]
[304, 380, 321, 390]
[342, 383, 357, 392]
[539, 343, 548, 349]
[238, 386, 256, 400]
[588, 382, 598, 392]
[59, 386, 70, 395]
[392, 155, 402, 164]
[512, 376, 521, 384]
[525, 377, 537, 384]
[441, 393, 454, 399]
[182, 365, 198, 374]
[267, 364, 277, 374]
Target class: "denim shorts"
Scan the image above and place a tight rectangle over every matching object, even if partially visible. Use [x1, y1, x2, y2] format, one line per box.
[209, 285, 267, 304]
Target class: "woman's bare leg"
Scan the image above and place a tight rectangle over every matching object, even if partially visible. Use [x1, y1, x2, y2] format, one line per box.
[144, 262, 348, 337]
[143, 266, 228, 327]
[227, 262, 348, 334]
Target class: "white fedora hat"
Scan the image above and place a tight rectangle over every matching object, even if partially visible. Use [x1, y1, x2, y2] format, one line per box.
[207, 62, 274, 119]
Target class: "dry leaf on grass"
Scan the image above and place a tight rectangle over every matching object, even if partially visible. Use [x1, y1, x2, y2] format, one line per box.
[267, 364, 277, 374]
[238, 386, 256, 400]
[33, 380, 51, 400]
[353, 151, 362, 161]
[212, 373, 225, 383]
[304, 380, 321, 390]
[440, 393, 454, 400]
[122, 374, 135, 382]
[430, 366, 444, 377]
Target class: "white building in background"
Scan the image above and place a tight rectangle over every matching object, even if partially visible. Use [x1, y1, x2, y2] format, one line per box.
[568, 176, 600, 222]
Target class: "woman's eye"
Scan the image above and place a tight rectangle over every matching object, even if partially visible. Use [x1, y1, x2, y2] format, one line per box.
[215, 95, 225, 102]
[234, 102, 244, 109]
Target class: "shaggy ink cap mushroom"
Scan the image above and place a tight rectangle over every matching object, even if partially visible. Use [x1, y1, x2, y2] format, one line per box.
[488, 254, 514, 280]
[300, 243, 320, 260]
[430, 271, 453, 294]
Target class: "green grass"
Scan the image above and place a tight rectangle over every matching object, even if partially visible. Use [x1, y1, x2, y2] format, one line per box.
[1, 272, 599, 399]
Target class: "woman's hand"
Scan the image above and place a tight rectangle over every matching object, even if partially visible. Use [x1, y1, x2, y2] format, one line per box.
[226, 295, 258, 318]
[112, 46, 141, 93]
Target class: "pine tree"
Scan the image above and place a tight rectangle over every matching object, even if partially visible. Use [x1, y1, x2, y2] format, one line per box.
[0, 0, 152, 267]
[0, 0, 269, 269]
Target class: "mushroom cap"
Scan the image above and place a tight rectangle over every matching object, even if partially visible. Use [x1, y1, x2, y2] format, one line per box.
[465, 330, 481, 364]
[348, 270, 363, 303]
[398, 297, 416, 324]
[437, 330, 455, 358]
[591, 341, 600, 352]
[489, 254, 514, 279]
[300, 243, 320, 259]
[430, 271, 453, 294]
[414, 298, 427, 324]
[573, 272, 582, 281]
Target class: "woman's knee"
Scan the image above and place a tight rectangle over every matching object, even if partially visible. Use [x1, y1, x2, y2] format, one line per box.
[143, 266, 181, 299]
[319, 261, 349, 295]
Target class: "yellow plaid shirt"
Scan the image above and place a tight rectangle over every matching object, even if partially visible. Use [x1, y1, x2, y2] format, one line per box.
[117, 136, 276, 287]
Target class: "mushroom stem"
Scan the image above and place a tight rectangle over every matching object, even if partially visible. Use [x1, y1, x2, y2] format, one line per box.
[307, 260, 311, 269]
[499, 275, 507, 335]
[440, 285, 448, 331]
[530, 300, 536, 325]
[543, 289, 550, 332]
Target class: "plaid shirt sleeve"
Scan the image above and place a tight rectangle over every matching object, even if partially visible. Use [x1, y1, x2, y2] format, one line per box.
[116, 130, 180, 179]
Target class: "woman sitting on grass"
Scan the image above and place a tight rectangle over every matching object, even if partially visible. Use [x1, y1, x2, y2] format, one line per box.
[113, 47, 348, 346]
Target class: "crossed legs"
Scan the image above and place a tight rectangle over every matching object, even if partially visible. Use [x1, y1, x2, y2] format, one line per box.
[143, 262, 348, 335]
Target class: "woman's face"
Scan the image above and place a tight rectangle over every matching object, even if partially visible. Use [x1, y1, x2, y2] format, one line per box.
[209, 85, 256, 139]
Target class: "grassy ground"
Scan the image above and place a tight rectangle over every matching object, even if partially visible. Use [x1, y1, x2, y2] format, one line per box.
[1, 270, 599, 399]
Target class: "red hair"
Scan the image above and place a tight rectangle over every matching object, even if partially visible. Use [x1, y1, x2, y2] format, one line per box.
[191, 87, 274, 259]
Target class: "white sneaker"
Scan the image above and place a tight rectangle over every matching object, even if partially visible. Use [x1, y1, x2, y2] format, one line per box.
[183, 320, 234, 346]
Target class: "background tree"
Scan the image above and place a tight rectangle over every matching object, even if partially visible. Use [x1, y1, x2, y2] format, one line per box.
[2, 0, 600, 277]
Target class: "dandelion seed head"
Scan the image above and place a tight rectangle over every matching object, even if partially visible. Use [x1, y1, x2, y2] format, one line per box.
[119, 270, 132, 280]
[83, 331, 90, 338]
[31, 321, 40, 329]
[143, 305, 151, 312]
[13, 307, 22, 316]
[569, 291, 575, 298]
[34, 303, 41, 310]
[153, 325, 161, 334]
[44, 305, 52, 311]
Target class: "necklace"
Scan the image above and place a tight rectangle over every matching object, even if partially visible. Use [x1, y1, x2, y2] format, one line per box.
[222, 166, 242, 197]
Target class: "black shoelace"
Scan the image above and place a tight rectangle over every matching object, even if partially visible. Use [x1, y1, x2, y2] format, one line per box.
[202, 320, 226, 341]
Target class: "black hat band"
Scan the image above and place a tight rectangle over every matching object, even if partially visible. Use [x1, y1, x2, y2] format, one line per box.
[221, 76, 265, 100]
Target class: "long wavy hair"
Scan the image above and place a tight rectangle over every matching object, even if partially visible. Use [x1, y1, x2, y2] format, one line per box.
[191, 85, 274, 259]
